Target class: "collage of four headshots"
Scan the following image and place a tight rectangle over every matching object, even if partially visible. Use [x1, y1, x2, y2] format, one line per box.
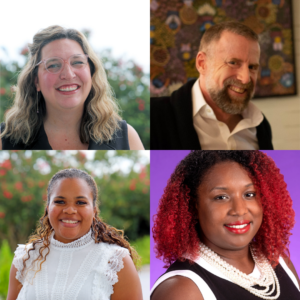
[0, 0, 299, 299]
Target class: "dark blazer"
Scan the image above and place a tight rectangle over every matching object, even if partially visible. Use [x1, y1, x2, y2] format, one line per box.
[1, 120, 129, 150]
[151, 79, 273, 150]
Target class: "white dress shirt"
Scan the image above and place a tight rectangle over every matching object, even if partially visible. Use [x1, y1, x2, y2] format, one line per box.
[192, 79, 264, 150]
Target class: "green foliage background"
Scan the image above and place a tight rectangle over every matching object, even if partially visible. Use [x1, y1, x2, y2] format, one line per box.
[0, 150, 150, 298]
[0, 30, 150, 149]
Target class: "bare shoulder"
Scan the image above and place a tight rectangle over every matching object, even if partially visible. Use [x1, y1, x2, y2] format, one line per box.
[127, 124, 144, 150]
[111, 254, 143, 300]
[151, 276, 204, 300]
[7, 263, 23, 300]
[282, 256, 300, 288]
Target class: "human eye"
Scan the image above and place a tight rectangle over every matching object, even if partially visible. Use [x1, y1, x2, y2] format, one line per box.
[249, 65, 258, 71]
[214, 195, 228, 200]
[46, 59, 62, 72]
[77, 200, 87, 205]
[54, 200, 65, 204]
[245, 192, 256, 198]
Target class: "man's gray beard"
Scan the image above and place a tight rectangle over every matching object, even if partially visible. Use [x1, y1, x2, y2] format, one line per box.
[207, 79, 254, 115]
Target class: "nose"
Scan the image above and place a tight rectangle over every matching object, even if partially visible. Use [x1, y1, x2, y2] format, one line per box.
[236, 64, 250, 85]
[59, 62, 76, 80]
[229, 196, 248, 216]
[63, 205, 77, 214]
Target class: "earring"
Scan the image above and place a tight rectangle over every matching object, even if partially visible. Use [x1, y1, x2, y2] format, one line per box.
[37, 91, 39, 114]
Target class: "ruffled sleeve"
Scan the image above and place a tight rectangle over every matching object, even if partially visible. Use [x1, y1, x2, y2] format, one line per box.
[12, 243, 41, 285]
[12, 244, 27, 285]
[92, 243, 130, 300]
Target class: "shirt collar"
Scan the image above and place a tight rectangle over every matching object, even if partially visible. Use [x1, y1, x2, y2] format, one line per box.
[192, 78, 263, 128]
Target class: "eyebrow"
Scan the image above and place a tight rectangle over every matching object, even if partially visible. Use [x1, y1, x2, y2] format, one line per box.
[53, 196, 88, 200]
[210, 183, 254, 192]
[228, 58, 260, 68]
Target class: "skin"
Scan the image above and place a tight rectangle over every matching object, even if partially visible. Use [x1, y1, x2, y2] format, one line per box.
[151, 162, 300, 300]
[196, 31, 260, 132]
[7, 177, 143, 300]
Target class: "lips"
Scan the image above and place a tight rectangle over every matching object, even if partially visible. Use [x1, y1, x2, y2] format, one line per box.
[229, 85, 246, 94]
[225, 220, 251, 226]
[224, 220, 251, 234]
[56, 84, 80, 92]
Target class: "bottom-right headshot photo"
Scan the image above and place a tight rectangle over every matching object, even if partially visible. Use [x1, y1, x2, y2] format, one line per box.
[150, 151, 300, 300]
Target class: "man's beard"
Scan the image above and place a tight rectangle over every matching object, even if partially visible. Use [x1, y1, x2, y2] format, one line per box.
[207, 78, 254, 115]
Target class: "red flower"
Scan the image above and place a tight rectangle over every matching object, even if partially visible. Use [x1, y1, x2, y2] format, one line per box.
[79, 152, 86, 158]
[38, 181, 45, 188]
[0, 88, 6, 95]
[21, 195, 33, 202]
[0, 169, 6, 176]
[42, 194, 47, 201]
[139, 167, 147, 180]
[129, 179, 136, 191]
[1, 159, 12, 170]
[20, 47, 29, 55]
[0, 212, 5, 218]
[3, 190, 13, 199]
[15, 182, 23, 191]
[139, 103, 145, 111]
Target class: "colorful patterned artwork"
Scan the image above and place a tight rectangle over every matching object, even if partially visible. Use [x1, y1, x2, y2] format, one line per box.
[150, 0, 296, 98]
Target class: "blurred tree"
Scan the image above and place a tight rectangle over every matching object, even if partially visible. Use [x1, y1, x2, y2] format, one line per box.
[0, 150, 149, 252]
[0, 30, 150, 149]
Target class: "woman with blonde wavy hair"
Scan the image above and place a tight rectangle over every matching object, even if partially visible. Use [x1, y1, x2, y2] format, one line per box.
[0, 25, 144, 150]
[7, 168, 143, 300]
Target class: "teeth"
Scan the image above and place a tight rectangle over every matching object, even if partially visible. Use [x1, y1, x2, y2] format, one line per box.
[226, 223, 249, 229]
[229, 86, 245, 94]
[58, 85, 78, 91]
[62, 220, 78, 224]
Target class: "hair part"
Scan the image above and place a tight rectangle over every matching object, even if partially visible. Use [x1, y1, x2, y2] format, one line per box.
[199, 21, 259, 57]
[153, 151, 295, 268]
[1, 25, 121, 146]
[22, 168, 139, 280]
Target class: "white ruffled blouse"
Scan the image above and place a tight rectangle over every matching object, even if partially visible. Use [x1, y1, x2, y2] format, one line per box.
[13, 230, 129, 300]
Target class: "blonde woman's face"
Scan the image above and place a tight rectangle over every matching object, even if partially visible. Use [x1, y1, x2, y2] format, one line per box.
[48, 178, 96, 243]
[35, 39, 92, 112]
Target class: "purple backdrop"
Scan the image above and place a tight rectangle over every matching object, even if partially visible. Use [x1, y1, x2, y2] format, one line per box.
[150, 150, 300, 288]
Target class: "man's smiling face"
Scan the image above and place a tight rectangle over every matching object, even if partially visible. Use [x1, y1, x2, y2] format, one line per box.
[203, 31, 260, 114]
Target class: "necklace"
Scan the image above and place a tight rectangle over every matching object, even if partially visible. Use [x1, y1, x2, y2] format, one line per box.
[199, 243, 280, 299]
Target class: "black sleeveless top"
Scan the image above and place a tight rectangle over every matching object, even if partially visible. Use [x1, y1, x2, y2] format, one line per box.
[160, 259, 300, 300]
[0, 120, 129, 150]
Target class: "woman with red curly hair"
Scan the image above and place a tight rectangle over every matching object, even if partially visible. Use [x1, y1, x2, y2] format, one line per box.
[151, 151, 300, 300]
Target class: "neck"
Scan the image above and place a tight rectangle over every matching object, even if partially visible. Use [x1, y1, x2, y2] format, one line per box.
[201, 234, 255, 274]
[43, 105, 83, 134]
[199, 78, 243, 132]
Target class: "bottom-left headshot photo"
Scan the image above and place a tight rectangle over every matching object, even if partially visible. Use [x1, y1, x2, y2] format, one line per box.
[0, 150, 150, 300]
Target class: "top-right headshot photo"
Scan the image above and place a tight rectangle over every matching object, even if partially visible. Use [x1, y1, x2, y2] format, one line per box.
[150, 0, 299, 150]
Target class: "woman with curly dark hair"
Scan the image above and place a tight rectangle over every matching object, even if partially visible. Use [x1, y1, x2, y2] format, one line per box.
[7, 168, 142, 300]
[151, 151, 300, 300]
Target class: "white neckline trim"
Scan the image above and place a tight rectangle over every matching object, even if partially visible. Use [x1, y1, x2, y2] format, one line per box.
[50, 229, 93, 249]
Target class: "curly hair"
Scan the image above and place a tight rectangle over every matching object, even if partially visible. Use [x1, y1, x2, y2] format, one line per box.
[153, 150, 295, 268]
[22, 168, 139, 280]
[1, 25, 121, 146]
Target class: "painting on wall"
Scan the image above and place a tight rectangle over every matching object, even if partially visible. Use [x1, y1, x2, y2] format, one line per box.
[150, 0, 297, 98]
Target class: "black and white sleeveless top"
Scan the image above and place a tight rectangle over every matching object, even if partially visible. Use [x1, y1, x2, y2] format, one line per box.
[151, 256, 300, 300]
[1, 120, 129, 150]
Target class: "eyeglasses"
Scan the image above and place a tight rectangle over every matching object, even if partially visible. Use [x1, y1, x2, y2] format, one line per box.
[35, 54, 89, 74]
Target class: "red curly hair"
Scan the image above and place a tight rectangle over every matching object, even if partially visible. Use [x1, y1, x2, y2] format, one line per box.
[152, 151, 295, 268]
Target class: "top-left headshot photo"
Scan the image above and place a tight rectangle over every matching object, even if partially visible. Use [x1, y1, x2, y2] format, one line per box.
[0, 0, 149, 150]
